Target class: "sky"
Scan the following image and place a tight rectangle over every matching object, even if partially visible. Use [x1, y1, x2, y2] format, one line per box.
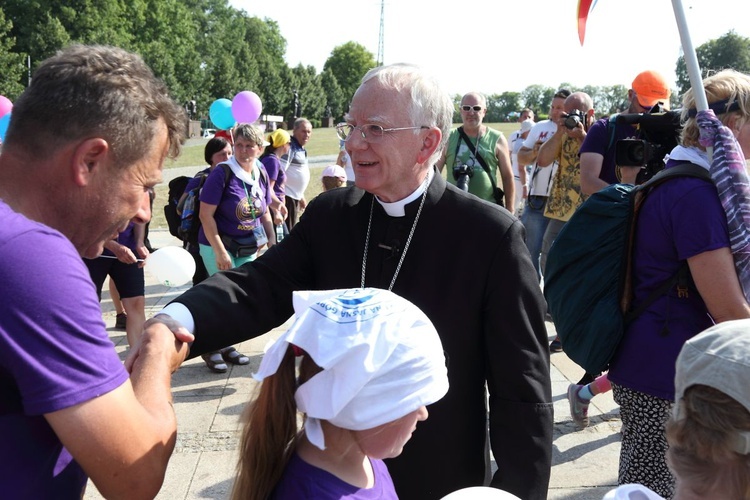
[228, 0, 750, 98]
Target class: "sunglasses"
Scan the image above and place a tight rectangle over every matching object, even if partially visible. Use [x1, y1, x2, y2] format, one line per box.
[461, 105, 483, 112]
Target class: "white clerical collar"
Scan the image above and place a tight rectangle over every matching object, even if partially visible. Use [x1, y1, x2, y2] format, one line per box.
[375, 169, 434, 217]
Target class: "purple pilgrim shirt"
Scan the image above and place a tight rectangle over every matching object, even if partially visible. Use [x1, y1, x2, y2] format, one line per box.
[197, 158, 272, 245]
[260, 154, 287, 201]
[608, 164, 728, 400]
[271, 453, 398, 499]
[0, 200, 128, 498]
[579, 117, 638, 185]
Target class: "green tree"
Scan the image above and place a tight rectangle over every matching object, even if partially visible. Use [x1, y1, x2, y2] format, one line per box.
[0, 8, 26, 99]
[288, 64, 326, 127]
[676, 30, 750, 95]
[521, 84, 549, 114]
[321, 67, 345, 121]
[487, 91, 522, 122]
[323, 42, 377, 107]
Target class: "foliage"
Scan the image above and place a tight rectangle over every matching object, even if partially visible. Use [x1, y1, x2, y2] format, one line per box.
[676, 30, 750, 96]
[0, 8, 26, 99]
[322, 42, 377, 109]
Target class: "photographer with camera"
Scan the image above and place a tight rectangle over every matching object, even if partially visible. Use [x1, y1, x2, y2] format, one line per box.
[534, 92, 595, 354]
[536, 92, 594, 275]
[517, 89, 570, 281]
[579, 70, 671, 195]
[437, 92, 515, 211]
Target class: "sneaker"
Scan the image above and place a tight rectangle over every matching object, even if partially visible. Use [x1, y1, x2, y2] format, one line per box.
[567, 384, 590, 428]
[549, 336, 563, 353]
[115, 313, 127, 330]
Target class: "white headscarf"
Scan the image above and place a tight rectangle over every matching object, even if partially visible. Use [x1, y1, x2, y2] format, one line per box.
[254, 288, 449, 450]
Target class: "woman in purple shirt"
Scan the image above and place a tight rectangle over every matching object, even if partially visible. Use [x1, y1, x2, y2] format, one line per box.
[608, 70, 750, 497]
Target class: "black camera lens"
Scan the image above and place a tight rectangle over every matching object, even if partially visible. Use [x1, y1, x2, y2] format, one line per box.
[563, 111, 583, 130]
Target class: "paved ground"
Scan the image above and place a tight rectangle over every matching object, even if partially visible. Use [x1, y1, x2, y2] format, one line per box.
[85, 229, 621, 500]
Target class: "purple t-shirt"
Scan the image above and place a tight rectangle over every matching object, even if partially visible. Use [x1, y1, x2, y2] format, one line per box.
[608, 166, 727, 400]
[579, 117, 638, 185]
[197, 158, 273, 245]
[271, 453, 397, 499]
[0, 200, 129, 497]
[260, 154, 286, 201]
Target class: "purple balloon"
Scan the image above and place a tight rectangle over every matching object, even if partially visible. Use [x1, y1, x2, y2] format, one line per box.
[231, 91, 263, 123]
[0, 95, 12, 119]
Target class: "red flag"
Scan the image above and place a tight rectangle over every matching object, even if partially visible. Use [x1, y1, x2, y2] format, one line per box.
[577, 0, 594, 45]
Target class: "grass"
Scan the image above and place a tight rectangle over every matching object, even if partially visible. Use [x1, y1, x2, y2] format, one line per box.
[149, 122, 524, 231]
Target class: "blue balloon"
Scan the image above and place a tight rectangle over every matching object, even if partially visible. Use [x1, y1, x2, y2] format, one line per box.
[209, 98, 236, 130]
[0, 112, 10, 142]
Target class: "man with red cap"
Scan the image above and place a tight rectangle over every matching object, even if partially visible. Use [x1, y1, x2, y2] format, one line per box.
[579, 70, 671, 195]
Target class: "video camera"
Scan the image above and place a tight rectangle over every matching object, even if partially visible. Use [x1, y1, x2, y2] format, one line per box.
[614, 104, 682, 182]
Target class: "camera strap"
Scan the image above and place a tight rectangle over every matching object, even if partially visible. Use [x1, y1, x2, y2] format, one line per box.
[457, 127, 504, 204]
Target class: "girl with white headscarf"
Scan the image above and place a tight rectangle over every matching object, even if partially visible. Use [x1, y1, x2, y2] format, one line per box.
[231, 288, 449, 500]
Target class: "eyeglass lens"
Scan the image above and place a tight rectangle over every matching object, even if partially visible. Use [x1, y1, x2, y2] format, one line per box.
[462, 105, 482, 112]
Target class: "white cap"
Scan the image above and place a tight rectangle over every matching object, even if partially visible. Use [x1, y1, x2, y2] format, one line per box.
[254, 288, 449, 450]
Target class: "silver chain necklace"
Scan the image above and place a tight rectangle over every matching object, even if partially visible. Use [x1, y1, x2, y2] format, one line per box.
[360, 177, 429, 291]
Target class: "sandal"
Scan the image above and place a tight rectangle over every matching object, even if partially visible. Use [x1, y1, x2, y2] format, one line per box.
[221, 347, 250, 365]
[202, 352, 228, 373]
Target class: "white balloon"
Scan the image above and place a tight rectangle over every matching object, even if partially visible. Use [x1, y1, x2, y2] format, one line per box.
[440, 487, 521, 500]
[145, 246, 195, 287]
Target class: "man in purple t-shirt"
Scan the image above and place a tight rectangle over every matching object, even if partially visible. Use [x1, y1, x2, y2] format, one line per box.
[0, 45, 191, 498]
[579, 70, 671, 194]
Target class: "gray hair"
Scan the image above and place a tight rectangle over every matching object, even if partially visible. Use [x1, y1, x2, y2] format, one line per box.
[360, 64, 453, 166]
[5, 44, 186, 168]
[233, 123, 265, 146]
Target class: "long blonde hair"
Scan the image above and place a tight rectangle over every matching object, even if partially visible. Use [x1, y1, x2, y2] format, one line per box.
[231, 346, 321, 500]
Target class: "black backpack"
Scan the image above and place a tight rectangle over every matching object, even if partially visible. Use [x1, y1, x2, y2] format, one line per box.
[164, 176, 191, 239]
[178, 165, 231, 244]
[544, 163, 712, 374]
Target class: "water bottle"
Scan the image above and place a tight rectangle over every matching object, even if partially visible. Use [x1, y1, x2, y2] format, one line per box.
[275, 223, 284, 243]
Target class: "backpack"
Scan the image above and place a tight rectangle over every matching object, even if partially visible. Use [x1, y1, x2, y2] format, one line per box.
[543, 163, 712, 374]
[164, 175, 191, 239]
[177, 164, 233, 244]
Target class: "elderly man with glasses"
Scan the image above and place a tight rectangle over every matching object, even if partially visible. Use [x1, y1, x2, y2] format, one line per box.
[436, 92, 516, 212]
[147, 63, 552, 500]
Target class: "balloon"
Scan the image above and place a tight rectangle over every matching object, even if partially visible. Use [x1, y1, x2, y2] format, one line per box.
[0, 95, 11, 119]
[209, 98, 236, 130]
[231, 91, 263, 123]
[0, 113, 10, 142]
[145, 246, 196, 287]
[440, 487, 521, 500]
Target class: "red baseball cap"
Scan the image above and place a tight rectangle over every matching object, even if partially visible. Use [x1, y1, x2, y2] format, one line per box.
[632, 70, 671, 108]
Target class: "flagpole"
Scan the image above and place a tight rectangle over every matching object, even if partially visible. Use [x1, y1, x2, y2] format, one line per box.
[671, 0, 712, 160]
[671, 0, 708, 112]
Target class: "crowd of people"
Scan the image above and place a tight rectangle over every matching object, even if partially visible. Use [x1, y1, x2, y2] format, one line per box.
[2, 42, 750, 500]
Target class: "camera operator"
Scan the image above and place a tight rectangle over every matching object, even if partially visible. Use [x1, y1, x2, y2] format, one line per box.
[579, 70, 671, 195]
[436, 92, 515, 211]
